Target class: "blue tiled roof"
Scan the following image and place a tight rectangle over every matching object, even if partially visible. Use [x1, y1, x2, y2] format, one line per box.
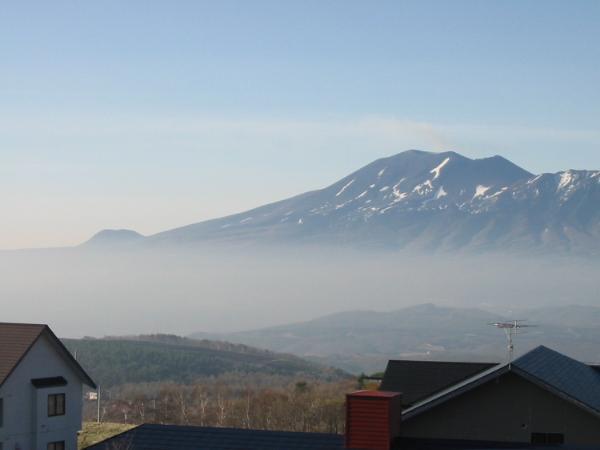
[85, 424, 346, 450]
[512, 345, 600, 415]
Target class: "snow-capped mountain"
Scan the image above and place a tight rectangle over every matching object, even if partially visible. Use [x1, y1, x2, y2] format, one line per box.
[100, 150, 600, 255]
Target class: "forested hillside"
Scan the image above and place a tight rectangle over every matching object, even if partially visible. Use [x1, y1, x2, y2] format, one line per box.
[63, 334, 348, 388]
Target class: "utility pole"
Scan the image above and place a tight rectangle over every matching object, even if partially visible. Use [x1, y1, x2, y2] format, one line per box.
[97, 386, 101, 423]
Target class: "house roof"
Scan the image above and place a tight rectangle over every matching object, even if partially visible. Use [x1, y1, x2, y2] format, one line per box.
[0, 322, 96, 389]
[398, 437, 594, 450]
[84, 424, 346, 450]
[380, 360, 496, 405]
[511, 345, 600, 415]
[0, 323, 46, 387]
[84, 425, 593, 450]
[403, 346, 600, 421]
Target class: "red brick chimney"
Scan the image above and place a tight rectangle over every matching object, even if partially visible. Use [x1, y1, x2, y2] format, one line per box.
[345, 391, 402, 450]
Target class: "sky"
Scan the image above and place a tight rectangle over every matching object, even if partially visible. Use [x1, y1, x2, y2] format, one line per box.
[1, 0, 599, 249]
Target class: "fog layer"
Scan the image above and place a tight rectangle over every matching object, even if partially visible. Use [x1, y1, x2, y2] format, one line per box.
[0, 246, 598, 338]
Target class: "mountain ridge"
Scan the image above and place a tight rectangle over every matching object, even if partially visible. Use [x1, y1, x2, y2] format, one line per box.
[190, 303, 600, 374]
[84, 150, 600, 255]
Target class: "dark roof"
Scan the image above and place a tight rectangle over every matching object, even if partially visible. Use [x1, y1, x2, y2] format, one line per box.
[397, 437, 594, 449]
[512, 346, 600, 415]
[380, 360, 496, 405]
[85, 424, 346, 450]
[84, 426, 592, 450]
[0, 322, 96, 389]
[403, 346, 600, 421]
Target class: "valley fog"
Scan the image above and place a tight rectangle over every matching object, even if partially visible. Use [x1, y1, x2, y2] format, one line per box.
[0, 246, 598, 338]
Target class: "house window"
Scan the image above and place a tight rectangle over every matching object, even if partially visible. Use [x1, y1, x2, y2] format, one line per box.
[48, 393, 66, 417]
[47, 441, 65, 450]
[531, 432, 565, 444]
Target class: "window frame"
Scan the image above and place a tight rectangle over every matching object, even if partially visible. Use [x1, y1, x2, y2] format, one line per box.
[531, 432, 565, 445]
[47, 441, 65, 450]
[47, 393, 66, 417]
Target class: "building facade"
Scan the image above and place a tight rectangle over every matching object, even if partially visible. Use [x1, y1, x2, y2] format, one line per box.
[0, 323, 96, 450]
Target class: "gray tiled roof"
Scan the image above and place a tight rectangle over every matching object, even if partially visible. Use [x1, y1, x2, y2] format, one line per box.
[85, 424, 346, 450]
[512, 345, 600, 415]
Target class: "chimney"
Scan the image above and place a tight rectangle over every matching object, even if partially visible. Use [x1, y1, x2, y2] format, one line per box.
[346, 391, 402, 450]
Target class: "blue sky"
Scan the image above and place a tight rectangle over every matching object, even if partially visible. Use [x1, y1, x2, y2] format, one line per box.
[1, 0, 599, 248]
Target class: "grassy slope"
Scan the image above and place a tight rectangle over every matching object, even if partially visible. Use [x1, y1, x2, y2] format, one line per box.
[78, 422, 135, 449]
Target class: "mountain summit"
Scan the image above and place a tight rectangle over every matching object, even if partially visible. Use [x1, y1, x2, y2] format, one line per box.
[93, 151, 600, 255]
[84, 229, 144, 247]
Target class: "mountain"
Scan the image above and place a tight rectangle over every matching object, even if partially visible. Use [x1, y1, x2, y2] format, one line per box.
[84, 229, 144, 247]
[191, 304, 600, 374]
[88, 150, 600, 254]
[63, 334, 349, 388]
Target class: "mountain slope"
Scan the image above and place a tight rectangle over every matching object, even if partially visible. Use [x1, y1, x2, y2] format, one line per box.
[84, 229, 144, 247]
[191, 304, 600, 374]
[63, 334, 349, 387]
[90, 150, 600, 254]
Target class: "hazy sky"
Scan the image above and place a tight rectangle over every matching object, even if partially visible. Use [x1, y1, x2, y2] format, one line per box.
[1, 0, 599, 249]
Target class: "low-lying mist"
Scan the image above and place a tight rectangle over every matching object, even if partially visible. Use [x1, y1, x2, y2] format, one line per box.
[1, 245, 598, 338]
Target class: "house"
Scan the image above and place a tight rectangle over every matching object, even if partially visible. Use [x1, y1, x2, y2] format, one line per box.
[397, 346, 600, 447]
[86, 345, 600, 450]
[0, 323, 97, 450]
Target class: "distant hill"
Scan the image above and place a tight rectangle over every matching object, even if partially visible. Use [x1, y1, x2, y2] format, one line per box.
[63, 334, 349, 388]
[85, 150, 600, 255]
[191, 304, 600, 374]
[83, 229, 144, 247]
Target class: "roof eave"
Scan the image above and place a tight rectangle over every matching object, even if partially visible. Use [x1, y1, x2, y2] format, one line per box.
[402, 364, 510, 420]
[43, 327, 97, 389]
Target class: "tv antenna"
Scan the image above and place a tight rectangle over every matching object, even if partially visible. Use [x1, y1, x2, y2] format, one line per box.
[489, 320, 536, 365]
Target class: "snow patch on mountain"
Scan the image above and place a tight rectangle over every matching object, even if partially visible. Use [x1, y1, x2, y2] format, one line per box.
[430, 157, 451, 179]
[473, 185, 491, 198]
[336, 179, 355, 196]
[436, 186, 448, 199]
[558, 171, 574, 190]
[413, 180, 433, 195]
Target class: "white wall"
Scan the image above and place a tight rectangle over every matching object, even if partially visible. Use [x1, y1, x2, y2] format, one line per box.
[0, 333, 85, 450]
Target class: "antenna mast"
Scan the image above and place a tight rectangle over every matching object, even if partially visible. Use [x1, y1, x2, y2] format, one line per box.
[489, 320, 535, 366]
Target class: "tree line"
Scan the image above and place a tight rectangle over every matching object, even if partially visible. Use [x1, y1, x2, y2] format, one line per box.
[84, 374, 358, 434]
